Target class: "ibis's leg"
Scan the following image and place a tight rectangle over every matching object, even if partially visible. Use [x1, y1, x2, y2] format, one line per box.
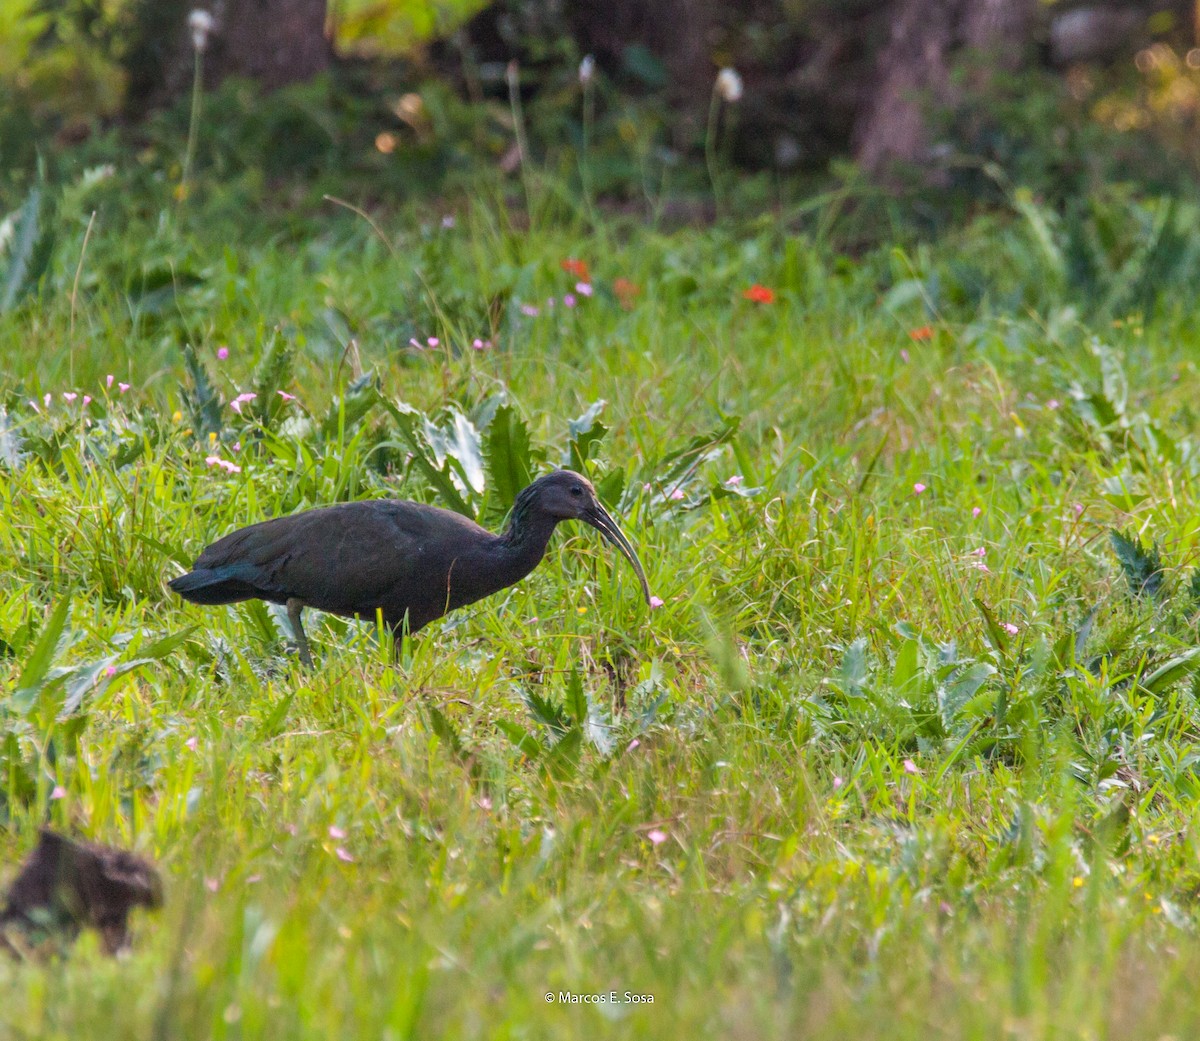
[286, 597, 313, 667]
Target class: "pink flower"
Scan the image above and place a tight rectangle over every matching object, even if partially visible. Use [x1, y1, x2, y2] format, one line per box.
[50, 785, 67, 801]
[118, 382, 130, 393]
[1046, 399, 1060, 410]
[626, 739, 640, 752]
[278, 391, 297, 402]
[900, 349, 911, 363]
[229, 392, 256, 415]
[971, 562, 990, 573]
[972, 547, 986, 557]
[520, 304, 540, 317]
[63, 392, 77, 403]
[104, 665, 117, 678]
[1003, 623, 1019, 635]
[409, 338, 423, 350]
[972, 507, 982, 518]
[575, 282, 593, 297]
[205, 877, 220, 893]
[232, 441, 241, 451]
[82, 396, 91, 407]
[649, 595, 664, 609]
[1073, 503, 1084, 517]
[329, 825, 346, 840]
[185, 736, 199, 751]
[726, 475, 743, 486]
[563, 294, 577, 308]
[205, 456, 242, 474]
[471, 338, 493, 350]
[28, 400, 39, 413]
[217, 347, 229, 360]
[335, 847, 355, 863]
[427, 337, 439, 348]
[642, 483, 652, 492]
[913, 483, 927, 495]
[903, 759, 919, 774]
[668, 488, 685, 501]
[441, 215, 455, 229]
[832, 775, 844, 789]
[646, 829, 667, 846]
[106, 374, 114, 389]
[43, 393, 51, 409]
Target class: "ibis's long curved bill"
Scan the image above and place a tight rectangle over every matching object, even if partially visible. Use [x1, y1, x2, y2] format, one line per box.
[583, 503, 651, 605]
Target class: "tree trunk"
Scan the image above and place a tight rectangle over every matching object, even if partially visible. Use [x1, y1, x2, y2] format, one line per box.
[852, 0, 1036, 175]
[205, 0, 332, 89]
[125, 0, 332, 113]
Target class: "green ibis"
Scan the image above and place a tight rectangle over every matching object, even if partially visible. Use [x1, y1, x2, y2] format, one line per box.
[169, 469, 650, 665]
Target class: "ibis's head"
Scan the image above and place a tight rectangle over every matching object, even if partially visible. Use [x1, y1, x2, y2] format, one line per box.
[525, 469, 651, 604]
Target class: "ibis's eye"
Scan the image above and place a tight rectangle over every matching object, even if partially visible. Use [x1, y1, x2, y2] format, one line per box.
[570, 485, 584, 497]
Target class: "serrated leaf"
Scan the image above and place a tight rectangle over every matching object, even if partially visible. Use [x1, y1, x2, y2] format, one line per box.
[254, 690, 297, 740]
[1111, 528, 1163, 599]
[251, 333, 296, 426]
[524, 690, 570, 737]
[484, 402, 533, 511]
[182, 343, 223, 438]
[565, 669, 587, 726]
[425, 704, 466, 759]
[544, 726, 582, 779]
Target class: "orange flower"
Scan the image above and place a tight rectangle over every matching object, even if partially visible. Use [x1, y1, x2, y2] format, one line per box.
[743, 284, 775, 304]
[613, 277, 641, 309]
[908, 325, 933, 341]
[561, 258, 590, 281]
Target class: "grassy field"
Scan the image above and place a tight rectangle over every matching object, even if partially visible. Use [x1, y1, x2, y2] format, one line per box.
[3, 171, 1200, 1039]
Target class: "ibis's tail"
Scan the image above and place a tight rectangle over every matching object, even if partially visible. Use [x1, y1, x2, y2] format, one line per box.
[168, 567, 260, 605]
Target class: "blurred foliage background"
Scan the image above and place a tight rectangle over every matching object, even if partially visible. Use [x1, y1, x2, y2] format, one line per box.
[1, 0, 1199, 238]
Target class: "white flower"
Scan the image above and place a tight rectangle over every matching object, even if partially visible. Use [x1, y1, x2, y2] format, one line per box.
[579, 54, 596, 85]
[189, 9, 215, 52]
[715, 67, 743, 103]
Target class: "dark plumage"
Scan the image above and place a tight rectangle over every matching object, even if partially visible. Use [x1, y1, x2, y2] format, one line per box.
[169, 470, 650, 664]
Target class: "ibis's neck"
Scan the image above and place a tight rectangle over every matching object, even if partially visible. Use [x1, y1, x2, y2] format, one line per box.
[490, 494, 559, 587]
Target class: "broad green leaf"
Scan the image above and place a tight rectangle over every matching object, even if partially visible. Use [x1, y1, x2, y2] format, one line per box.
[937, 663, 996, 730]
[566, 669, 587, 726]
[0, 176, 56, 313]
[565, 400, 607, 472]
[11, 598, 70, 715]
[1143, 648, 1200, 695]
[495, 718, 544, 759]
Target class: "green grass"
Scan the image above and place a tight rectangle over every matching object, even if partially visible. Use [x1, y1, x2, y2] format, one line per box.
[5, 172, 1200, 1039]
